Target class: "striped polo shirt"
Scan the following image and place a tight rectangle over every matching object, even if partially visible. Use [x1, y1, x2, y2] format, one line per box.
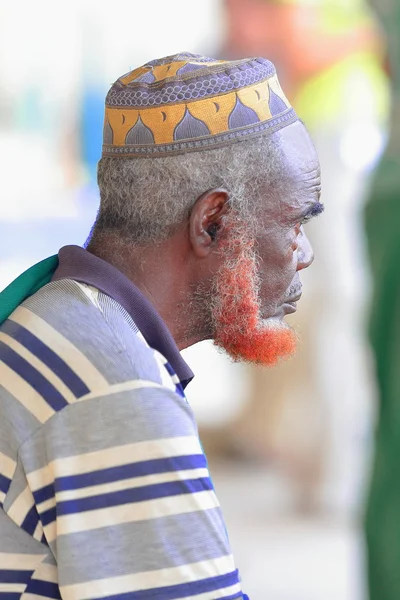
[0, 246, 246, 600]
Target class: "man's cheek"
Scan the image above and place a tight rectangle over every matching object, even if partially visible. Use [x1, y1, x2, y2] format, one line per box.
[259, 280, 280, 315]
[259, 265, 280, 295]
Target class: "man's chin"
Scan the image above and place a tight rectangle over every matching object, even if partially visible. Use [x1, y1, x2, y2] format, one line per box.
[215, 319, 297, 366]
[263, 303, 298, 321]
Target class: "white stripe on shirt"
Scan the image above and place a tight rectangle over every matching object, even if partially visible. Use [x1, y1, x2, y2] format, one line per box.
[49, 489, 220, 540]
[6, 486, 35, 527]
[0, 553, 46, 570]
[60, 554, 236, 600]
[47, 467, 210, 504]
[75, 378, 165, 404]
[10, 306, 109, 391]
[31, 561, 58, 583]
[0, 583, 26, 593]
[0, 361, 54, 423]
[27, 435, 203, 491]
[0, 332, 76, 404]
[0, 452, 17, 480]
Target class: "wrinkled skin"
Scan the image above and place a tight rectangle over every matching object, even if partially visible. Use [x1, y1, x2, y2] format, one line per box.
[255, 121, 322, 321]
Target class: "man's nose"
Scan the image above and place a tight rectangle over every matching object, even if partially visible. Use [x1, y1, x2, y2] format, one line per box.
[297, 228, 314, 271]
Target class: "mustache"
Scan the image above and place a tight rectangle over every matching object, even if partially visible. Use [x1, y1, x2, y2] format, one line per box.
[284, 283, 302, 301]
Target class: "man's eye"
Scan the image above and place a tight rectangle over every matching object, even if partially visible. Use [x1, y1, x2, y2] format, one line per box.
[299, 202, 325, 226]
[301, 214, 312, 225]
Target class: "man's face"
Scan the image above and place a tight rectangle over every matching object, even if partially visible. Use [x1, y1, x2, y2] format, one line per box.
[212, 122, 323, 365]
[257, 122, 322, 321]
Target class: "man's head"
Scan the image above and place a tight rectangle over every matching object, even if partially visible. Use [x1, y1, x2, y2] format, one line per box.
[90, 53, 323, 366]
[183, 119, 321, 366]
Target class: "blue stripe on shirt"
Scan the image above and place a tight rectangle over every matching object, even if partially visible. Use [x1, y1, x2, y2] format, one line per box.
[0, 569, 34, 584]
[0, 342, 68, 412]
[33, 482, 55, 506]
[40, 477, 214, 524]
[0, 473, 11, 496]
[21, 505, 40, 536]
[24, 577, 61, 599]
[40, 506, 57, 527]
[90, 570, 240, 600]
[1, 320, 90, 397]
[164, 362, 177, 378]
[56, 454, 208, 491]
[175, 383, 186, 398]
[33, 454, 207, 505]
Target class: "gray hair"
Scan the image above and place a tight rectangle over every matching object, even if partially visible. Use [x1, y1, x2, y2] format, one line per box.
[92, 134, 288, 245]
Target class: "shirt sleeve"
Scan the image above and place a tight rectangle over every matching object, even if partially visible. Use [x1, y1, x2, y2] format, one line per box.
[20, 382, 246, 600]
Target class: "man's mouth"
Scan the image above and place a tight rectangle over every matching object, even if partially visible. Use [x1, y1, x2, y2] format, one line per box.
[285, 293, 302, 303]
[282, 290, 302, 314]
[282, 300, 298, 314]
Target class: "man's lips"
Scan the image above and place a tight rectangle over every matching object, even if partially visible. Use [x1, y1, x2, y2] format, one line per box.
[282, 302, 298, 315]
[282, 292, 302, 315]
[263, 288, 303, 319]
[285, 295, 302, 304]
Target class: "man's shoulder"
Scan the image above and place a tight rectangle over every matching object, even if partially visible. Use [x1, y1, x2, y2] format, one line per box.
[1, 278, 171, 402]
[0, 278, 184, 450]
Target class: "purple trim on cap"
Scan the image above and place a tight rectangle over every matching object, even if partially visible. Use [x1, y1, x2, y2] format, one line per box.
[51, 246, 194, 388]
[106, 60, 275, 108]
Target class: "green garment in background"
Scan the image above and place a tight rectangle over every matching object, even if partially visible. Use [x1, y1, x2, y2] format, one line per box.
[365, 0, 400, 598]
[365, 179, 400, 600]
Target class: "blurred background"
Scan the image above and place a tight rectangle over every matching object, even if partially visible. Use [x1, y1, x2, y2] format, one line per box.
[0, 1, 399, 598]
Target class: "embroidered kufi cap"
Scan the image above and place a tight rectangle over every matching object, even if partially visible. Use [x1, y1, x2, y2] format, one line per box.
[102, 52, 298, 158]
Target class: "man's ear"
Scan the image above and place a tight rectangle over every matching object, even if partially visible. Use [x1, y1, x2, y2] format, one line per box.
[189, 188, 230, 258]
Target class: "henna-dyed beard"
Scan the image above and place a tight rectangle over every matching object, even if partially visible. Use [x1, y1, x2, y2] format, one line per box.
[210, 224, 297, 366]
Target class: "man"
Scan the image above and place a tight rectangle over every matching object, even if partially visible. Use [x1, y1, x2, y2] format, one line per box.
[0, 52, 322, 599]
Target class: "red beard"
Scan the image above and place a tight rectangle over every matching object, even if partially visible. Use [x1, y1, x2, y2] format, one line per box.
[212, 229, 296, 366]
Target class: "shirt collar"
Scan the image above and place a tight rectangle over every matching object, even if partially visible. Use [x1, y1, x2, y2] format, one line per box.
[52, 245, 194, 388]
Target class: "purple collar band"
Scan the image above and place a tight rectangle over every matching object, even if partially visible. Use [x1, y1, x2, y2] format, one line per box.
[52, 245, 194, 388]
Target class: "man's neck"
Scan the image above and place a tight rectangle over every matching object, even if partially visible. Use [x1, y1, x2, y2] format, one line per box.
[87, 234, 209, 350]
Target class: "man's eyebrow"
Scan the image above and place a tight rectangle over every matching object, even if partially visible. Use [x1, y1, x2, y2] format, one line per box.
[303, 201, 325, 220]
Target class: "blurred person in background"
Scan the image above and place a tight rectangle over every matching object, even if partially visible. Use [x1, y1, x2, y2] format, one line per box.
[219, 0, 390, 514]
[364, 0, 400, 598]
[0, 52, 322, 599]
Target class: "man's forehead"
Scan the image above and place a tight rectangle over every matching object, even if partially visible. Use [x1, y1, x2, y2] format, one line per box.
[278, 120, 320, 175]
[259, 122, 322, 220]
[281, 160, 321, 213]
